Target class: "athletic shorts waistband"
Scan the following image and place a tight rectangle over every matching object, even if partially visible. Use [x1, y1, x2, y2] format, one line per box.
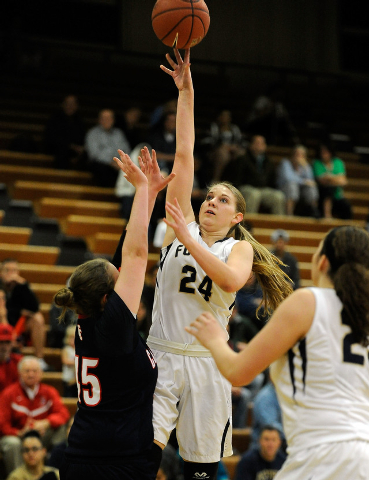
[147, 335, 212, 357]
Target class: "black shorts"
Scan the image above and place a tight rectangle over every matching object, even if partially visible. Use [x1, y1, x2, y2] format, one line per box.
[60, 456, 155, 480]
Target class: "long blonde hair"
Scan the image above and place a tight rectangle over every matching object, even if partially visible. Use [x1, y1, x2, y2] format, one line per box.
[209, 182, 293, 317]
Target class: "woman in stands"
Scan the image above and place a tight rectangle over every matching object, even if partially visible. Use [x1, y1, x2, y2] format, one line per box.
[147, 48, 292, 480]
[188, 225, 369, 479]
[54, 147, 174, 480]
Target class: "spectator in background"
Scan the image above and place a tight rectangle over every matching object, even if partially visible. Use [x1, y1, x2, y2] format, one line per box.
[85, 108, 131, 187]
[6, 430, 59, 480]
[270, 229, 300, 290]
[115, 106, 143, 149]
[277, 145, 319, 217]
[0, 259, 48, 370]
[312, 142, 352, 219]
[48, 304, 77, 350]
[157, 444, 183, 480]
[221, 135, 286, 215]
[0, 323, 22, 393]
[245, 81, 299, 146]
[0, 356, 70, 476]
[44, 94, 86, 170]
[249, 381, 285, 450]
[47, 416, 74, 471]
[150, 98, 177, 130]
[201, 109, 245, 182]
[228, 306, 264, 429]
[61, 325, 77, 398]
[115, 142, 149, 220]
[234, 425, 286, 480]
[147, 111, 176, 174]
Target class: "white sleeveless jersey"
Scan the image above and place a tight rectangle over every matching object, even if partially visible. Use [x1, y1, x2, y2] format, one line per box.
[270, 287, 369, 455]
[150, 221, 239, 344]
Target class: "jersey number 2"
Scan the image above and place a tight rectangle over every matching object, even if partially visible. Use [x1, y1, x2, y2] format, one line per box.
[75, 355, 101, 406]
[342, 318, 369, 365]
[179, 265, 212, 302]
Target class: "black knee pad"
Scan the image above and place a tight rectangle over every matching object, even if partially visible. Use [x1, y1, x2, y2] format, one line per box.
[183, 461, 219, 480]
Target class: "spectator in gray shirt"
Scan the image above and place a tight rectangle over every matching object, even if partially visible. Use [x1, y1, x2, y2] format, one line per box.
[85, 109, 131, 187]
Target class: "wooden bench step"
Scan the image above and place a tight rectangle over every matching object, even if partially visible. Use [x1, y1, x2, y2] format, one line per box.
[0, 243, 60, 264]
[36, 198, 121, 219]
[30, 283, 65, 304]
[11, 180, 116, 202]
[0, 164, 92, 186]
[19, 264, 74, 284]
[253, 228, 325, 247]
[0, 150, 54, 168]
[0, 226, 32, 244]
[222, 455, 240, 480]
[21, 346, 62, 371]
[62, 215, 126, 237]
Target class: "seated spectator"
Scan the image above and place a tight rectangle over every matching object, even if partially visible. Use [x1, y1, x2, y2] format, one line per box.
[47, 416, 74, 471]
[250, 380, 285, 450]
[115, 106, 143, 149]
[85, 108, 130, 187]
[277, 145, 319, 216]
[221, 135, 286, 215]
[115, 142, 149, 220]
[312, 142, 352, 219]
[235, 277, 265, 333]
[0, 323, 22, 393]
[270, 229, 300, 290]
[201, 109, 246, 182]
[0, 356, 70, 476]
[44, 94, 86, 170]
[245, 81, 299, 146]
[149, 98, 177, 130]
[147, 111, 176, 174]
[234, 425, 286, 480]
[61, 325, 77, 398]
[228, 307, 264, 429]
[48, 303, 77, 350]
[6, 430, 59, 480]
[0, 259, 48, 370]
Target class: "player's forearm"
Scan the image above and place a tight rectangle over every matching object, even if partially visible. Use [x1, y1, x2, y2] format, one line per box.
[122, 185, 149, 262]
[176, 87, 195, 161]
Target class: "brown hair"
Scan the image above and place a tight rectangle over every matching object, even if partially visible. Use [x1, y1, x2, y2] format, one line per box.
[53, 258, 115, 321]
[207, 182, 293, 317]
[321, 226, 369, 346]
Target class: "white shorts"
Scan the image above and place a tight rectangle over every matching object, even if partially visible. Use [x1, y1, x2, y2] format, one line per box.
[151, 348, 233, 463]
[275, 440, 369, 480]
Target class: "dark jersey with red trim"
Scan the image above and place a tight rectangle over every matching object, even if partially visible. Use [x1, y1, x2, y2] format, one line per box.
[65, 291, 157, 462]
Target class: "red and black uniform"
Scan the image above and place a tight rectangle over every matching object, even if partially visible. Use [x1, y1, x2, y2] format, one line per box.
[61, 291, 158, 480]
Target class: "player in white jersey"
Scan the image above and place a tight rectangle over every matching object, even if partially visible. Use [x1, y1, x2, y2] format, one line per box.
[147, 49, 292, 480]
[188, 225, 369, 479]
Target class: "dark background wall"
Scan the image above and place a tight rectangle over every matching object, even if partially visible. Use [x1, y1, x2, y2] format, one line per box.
[2, 0, 367, 75]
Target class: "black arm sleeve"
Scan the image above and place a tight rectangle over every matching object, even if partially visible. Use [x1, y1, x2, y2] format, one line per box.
[111, 229, 127, 270]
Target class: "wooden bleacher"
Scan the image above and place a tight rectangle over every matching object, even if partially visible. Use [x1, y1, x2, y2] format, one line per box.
[11, 180, 116, 202]
[18, 264, 74, 284]
[0, 164, 92, 185]
[61, 215, 126, 237]
[0, 150, 54, 168]
[35, 197, 121, 219]
[0, 226, 32, 244]
[0, 244, 60, 264]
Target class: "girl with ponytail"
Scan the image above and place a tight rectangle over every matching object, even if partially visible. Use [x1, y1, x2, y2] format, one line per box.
[188, 225, 369, 479]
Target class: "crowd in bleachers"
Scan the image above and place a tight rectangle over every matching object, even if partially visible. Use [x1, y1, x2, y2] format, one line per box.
[0, 52, 369, 480]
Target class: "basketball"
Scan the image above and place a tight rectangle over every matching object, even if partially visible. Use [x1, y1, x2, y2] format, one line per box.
[152, 0, 210, 49]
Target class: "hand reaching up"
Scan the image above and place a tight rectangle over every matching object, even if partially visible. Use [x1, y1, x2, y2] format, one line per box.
[139, 146, 175, 194]
[113, 150, 147, 189]
[160, 48, 192, 92]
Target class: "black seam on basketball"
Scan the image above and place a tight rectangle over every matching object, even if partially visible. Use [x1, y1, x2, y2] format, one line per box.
[152, 8, 209, 21]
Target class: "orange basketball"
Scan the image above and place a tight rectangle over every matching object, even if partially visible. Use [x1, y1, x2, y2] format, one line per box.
[152, 0, 210, 49]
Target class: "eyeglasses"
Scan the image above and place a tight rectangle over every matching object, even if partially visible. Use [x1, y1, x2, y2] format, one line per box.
[22, 446, 43, 453]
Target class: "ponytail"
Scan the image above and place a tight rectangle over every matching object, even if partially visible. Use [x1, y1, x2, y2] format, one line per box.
[231, 222, 293, 317]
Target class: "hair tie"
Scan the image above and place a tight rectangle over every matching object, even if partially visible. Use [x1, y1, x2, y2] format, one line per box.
[68, 287, 75, 294]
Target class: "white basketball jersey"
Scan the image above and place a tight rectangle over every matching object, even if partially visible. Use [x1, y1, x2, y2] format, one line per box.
[270, 287, 369, 455]
[150, 221, 239, 344]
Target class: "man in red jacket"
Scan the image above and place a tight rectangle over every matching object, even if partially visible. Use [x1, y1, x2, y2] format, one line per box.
[0, 355, 70, 476]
